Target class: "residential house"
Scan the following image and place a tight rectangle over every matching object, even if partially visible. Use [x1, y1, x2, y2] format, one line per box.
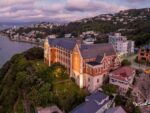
[70, 91, 112, 113]
[37, 106, 63, 113]
[83, 38, 96, 45]
[109, 66, 135, 95]
[48, 34, 57, 39]
[65, 33, 72, 38]
[44, 38, 120, 92]
[138, 45, 150, 63]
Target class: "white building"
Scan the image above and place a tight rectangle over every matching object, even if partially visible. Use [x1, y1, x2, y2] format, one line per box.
[109, 33, 134, 56]
[109, 66, 135, 95]
[83, 37, 96, 45]
[64, 33, 72, 38]
[48, 34, 57, 39]
[128, 40, 135, 54]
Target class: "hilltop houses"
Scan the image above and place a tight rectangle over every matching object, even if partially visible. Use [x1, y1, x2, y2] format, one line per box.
[44, 38, 120, 92]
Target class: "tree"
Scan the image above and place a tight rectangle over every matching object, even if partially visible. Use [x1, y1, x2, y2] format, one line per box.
[121, 59, 131, 66]
[133, 106, 141, 113]
[24, 47, 44, 60]
[28, 84, 53, 107]
[15, 71, 28, 89]
[0, 47, 87, 113]
[114, 95, 126, 106]
[102, 84, 117, 95]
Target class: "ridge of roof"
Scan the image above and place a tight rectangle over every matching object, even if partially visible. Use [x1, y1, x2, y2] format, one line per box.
[48, 38, 116, 59]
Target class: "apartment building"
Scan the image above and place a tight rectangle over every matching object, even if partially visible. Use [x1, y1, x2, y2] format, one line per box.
[44, 38, 120, 92]
[109, 66, 135, 95]
[109, 33, 134, 57]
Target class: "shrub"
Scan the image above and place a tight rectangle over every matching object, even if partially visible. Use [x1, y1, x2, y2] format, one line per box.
[24, 47, 44, 60]
[121, 59, 131, 66]
[102, 84, 117, 95]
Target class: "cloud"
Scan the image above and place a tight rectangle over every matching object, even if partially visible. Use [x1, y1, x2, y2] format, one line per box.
[0, 0, 35, 7]
[66, 0, 127, 13]
[126, 0, 148, 2]
[0, 0, 148, 23]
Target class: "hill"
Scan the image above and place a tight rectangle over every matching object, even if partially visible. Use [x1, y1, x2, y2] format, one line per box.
[2, 8, 150, 47]
[58, 8, 150, 46]
[0, 47, 87, 113]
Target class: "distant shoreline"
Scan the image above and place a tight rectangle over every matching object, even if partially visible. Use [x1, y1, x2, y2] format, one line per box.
[0, 33, 43, 47]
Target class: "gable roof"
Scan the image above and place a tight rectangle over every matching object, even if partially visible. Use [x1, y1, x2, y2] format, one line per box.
[70, 91, 110, 113]
[105, 106, 126, 113]
[96, 55, 104, 63]
[110, 66, 135, 81]
[87, 61, 100, 66]
[48, 38, 116, 59]
[144, 45, 150, 50]
[80, 43, 116, 59]
[48, 38, 77, 51]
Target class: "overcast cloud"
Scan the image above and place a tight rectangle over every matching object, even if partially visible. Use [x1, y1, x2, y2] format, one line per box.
[0, 0, 149, 23]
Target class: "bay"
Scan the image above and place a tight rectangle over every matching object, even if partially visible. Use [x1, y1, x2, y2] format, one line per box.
[0, 36, 34, 68]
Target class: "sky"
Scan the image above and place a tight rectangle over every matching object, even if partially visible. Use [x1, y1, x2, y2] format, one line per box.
[0, 0, 150, 23]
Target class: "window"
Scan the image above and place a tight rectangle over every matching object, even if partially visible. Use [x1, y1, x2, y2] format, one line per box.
[97, 79, 99, 83]
[90, 68, 92, 74]
[111, 79, 117, 82]
[88, 78, 90, 82]
[95, 69, 97, 74]
[99, 68, 101, 72]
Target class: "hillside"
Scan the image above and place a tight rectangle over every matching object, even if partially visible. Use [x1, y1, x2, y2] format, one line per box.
[0, 47, 87, 113]
[60, 8, 150, 46]
[2, 8, 150, 46]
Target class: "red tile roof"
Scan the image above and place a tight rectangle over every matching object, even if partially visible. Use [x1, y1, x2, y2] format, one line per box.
[110, 66, 135, 81]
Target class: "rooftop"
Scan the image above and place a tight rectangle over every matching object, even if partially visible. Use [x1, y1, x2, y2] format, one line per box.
[48, 38, 77, 51]
[48, 38, 116, 59]
[80, 43, 116, 59]
[144, 45, 150, 49]
[70, 91, 110, 113]
[110, 66, 135, 81]
[37, 106, 63, 113]
[87, 61, 100, 66]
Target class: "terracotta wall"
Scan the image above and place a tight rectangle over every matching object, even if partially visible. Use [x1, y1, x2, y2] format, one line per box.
[44, 58, 49, 65]
[51, 48, 57, 63]
[72, 50, 81, 73]
[84, 55, 119, 76]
